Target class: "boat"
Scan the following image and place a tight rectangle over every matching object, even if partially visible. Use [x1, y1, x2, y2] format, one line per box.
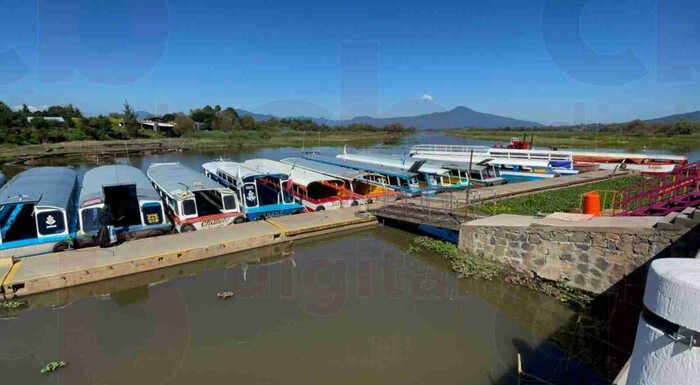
[408, 144, 578, 180]
[337, 148, 467, 188]
[202, 160, 305, 220]
[147, 163, 245, 232]
[76, 165, 172, 247]
[414, 159, 506, 186]
[0, 172, 6, 188]
[302, 154, 434, 196]
[280, 157, 400, 202]
[0, 167, 78, 259]
[244, 159, 360, 211]
[568, 151, 687, 174]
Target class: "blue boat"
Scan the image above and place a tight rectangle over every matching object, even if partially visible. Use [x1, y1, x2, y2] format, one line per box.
[203, 160, 304, 221]
[302, 154, 438, 196]
[0, 167, 78, 259]
[76, 165, 173, 247]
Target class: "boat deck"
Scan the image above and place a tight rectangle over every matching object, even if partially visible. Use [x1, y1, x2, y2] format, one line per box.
[1, 207, 377, 298]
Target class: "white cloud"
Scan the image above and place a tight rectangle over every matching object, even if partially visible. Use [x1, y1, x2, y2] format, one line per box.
[419, 93, 433, 102]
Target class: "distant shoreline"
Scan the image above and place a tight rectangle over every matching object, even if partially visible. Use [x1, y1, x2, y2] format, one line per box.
[442, 129, 698, 152]
[0, 129, 409, 164]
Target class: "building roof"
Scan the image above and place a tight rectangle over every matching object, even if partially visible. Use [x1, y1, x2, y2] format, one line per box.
[281, 157, 372, 181]
[0, 167, 77, 209]
[147, 163, 226, 199]
[244, 159, 340, 188]
[79, 165, 161, 208]
[26, 116, 65, 123]
[303, 155, 418, 179]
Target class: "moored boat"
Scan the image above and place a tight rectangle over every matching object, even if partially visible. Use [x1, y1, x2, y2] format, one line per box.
[147, 163, 245, 232]
[202, 160, 304, 220]
[244, 159, 359, 211]
[337, 150, 467, 188]
[280, 157, 400, 202]
[569, 151, 687, 174]
[302, 154, 434, 196]
[0, 167, 78, 259]
[76, 165, 172, 247]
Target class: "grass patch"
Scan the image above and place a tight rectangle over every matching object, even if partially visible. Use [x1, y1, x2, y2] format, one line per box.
[40, 361, 67, 374]
[0, 299, 26, 310]
[468, 176, 644, 216]
[410, 236, 592, 307]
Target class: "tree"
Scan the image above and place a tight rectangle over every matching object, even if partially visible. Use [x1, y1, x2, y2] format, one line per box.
[174, 113, 195, 136]
[122, 100, 139, 138]
[240, 115, 256, 130]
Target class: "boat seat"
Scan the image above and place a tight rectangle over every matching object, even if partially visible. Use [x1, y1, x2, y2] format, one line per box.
[1, 204, 25, 240]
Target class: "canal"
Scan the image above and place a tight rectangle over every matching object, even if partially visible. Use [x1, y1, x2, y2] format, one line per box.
[2, 133, 694, 384]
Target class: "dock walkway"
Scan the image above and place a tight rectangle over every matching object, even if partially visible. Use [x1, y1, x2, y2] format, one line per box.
[1, 207, 376, 298]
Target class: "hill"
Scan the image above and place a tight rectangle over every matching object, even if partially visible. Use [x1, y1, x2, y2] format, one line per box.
[646, 110, 700, 123]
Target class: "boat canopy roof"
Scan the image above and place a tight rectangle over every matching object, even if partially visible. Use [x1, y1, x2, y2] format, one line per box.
[0, 167, 77, 209]
[148, 163, 227, 199]
[244, 159, 341, 188]
[486, 158, 553, 168]
[303, 155, 419, 179]
[203, 160, 290, 181]
[410, 144, 490, 155]
[338, 153, 452, 176]
[281, 157, 374, 181]
[487, 148, 573, 161]
[80, 165, 160, 208]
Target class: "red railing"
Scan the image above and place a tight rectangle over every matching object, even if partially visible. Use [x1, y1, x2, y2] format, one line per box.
[615, 162, 700, 216]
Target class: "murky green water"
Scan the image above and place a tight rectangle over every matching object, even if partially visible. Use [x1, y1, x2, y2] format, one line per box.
[0, 134, 643, 384]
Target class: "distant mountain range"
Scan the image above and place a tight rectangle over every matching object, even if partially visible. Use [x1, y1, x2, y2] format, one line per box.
[238, 106, 543, 129]
[646, 110, 700, 123]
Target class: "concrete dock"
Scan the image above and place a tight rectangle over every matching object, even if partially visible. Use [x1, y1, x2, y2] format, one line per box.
[0, 207, 377, 298]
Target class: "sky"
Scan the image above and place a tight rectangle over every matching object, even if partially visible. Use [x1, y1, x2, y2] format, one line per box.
[0, 0, 698, 125]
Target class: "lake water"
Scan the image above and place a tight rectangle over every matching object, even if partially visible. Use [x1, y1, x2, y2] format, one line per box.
[2, 132, 686, 384]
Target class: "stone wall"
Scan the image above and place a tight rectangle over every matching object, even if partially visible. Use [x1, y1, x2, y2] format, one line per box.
[458, 215, 699, 294]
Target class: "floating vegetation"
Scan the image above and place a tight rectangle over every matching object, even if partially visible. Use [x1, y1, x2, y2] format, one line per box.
[0, 299, 26, 310]
[217, 291, 234, 300]
[40, 361, 67, 374]
[410, 236, 592, 307]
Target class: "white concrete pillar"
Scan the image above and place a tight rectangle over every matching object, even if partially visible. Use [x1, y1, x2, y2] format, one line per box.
[627, 258, 700, 385]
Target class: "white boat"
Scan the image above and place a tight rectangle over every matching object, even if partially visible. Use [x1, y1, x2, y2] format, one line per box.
[147, 163, 245, 232]
[568, 151, 687, 174]
[76, 165, 172, 247]
[244, 159, 361, 211]
[202, 160, 305, 220]
[0, 167, 78, 259]
[338, 149, 467, 188]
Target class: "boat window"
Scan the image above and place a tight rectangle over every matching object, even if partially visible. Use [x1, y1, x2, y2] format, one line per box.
[281, 180, 295, 204]
[37, 210, 66, 236]
[193, 190, 224, 216]
[81, 207, 102, 233]
[142, 203, 164, 225]
[222, 195, 237, 211]
[182, 199, 197, 217]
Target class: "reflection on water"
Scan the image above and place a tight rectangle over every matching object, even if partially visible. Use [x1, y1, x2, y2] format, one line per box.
[0, 227, 605, 385]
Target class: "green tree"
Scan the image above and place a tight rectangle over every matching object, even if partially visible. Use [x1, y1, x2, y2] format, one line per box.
[174, 113, 195, 136]
[122, 100, 139, 138]
[240, 115, 256, 130]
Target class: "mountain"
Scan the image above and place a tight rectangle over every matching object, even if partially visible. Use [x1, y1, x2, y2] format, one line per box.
[135, 110, 153, 119]
[241, 106, 542, 129]
[339, 106, 542, 129]
[646, 110, 700, 123]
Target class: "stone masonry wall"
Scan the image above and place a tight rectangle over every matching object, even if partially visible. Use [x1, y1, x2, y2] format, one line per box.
[459, 221, 697, 294]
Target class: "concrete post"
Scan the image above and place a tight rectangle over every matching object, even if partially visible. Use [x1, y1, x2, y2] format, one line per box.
[627, 259, 700, 385]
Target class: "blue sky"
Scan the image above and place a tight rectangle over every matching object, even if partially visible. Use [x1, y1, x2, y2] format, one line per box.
[0, 0, 698, 124]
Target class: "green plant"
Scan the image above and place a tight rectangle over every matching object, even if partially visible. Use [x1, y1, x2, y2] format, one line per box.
[410, 237, 503, 281]
[0, 299, 26, 310]
[40, 361, 67, 374]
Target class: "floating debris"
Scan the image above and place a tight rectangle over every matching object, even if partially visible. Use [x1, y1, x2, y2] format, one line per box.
[216, 291, 234, 300]
[40, 361, 67, 374]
